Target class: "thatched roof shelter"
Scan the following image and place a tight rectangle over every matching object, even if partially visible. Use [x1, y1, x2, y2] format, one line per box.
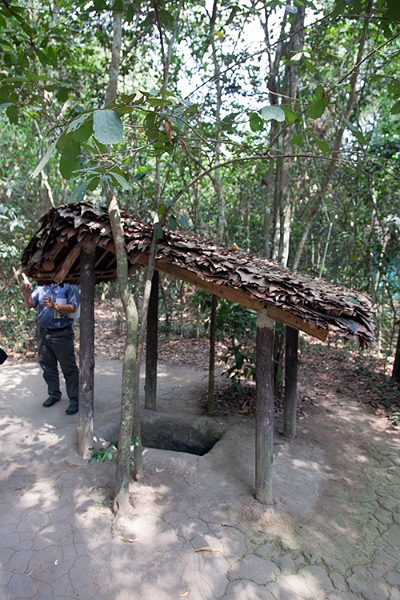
[21, 202, 375, 346]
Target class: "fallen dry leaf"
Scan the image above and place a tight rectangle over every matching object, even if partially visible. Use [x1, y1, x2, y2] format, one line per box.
[90, 583, 99, 590]
[179, 591, 192, 597]
[118, 537, 138, 543]
[194, 546, 221, 553]
[26, 565, 38, 577]
[14, 466, 24, 469]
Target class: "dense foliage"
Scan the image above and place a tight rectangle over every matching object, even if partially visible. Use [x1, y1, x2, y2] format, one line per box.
[0, 0, 399, 370]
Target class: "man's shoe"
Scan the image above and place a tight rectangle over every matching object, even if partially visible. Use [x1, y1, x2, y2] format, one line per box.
[43, 397, 61, 407]
[65, 403, 78, 415]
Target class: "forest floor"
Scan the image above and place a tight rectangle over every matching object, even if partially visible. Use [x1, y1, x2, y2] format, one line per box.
[1, 302, 400, 599]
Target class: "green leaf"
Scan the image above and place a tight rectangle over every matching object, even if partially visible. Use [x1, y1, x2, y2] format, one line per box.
[281, 106, 298, 123]
[390, 100, 400, 115]
[66, 113, 90, 135]
[114, 0, 124, 12]
[249, 112, 264, 132]
[305, 97, 329, 119]
[62, 139, 80, 162]
[93, 109, 123, 145]
[387, 0, 400, 22]
[68, 180, 89, 202]
[56, 87, 69, 103]
[290, 134, 304, 147]
[156, 224, 164, 239]
[168, 215, 177, 231]
[6, 104, 18, 124]
[147, 97, 173, 107]
[110, 171, 131, 190]
[179, 214, 190, 228]
[31, 140, 57, 178]
[0, 103, 11, 111]
[314, 137, 330, 153]
[260, 105, 285, 122]
[343, 118, 366, 144]
[87, 177, 100, 191]
[331, 0, 345, 18]
[36, 49, 48, 66]
[73, 121, 93, 144]
[60, 155, 80, 180]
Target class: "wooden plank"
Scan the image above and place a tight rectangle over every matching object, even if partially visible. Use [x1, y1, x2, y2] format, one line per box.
[283, 326, 298, 439]
[255, 311, 275, 504]
[54, 243, 82, 283]
[135, 255, 328, 341]
[145, 271, 159, 411]
[78, 245, 95, 459]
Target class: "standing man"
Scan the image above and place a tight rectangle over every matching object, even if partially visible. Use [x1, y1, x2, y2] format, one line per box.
[21, 277, 80, 415]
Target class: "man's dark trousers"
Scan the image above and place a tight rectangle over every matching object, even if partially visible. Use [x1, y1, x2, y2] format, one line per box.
[38, 326, 79, 404]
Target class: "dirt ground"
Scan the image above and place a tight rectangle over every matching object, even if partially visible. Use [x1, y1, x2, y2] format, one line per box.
[1, 305, 400, 599]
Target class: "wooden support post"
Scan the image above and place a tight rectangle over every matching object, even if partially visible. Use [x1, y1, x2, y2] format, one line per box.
[255, 310, 275, 504]
[78, 245, 95, 459]
[145, 270, 159, 410]
[284, 326, 299, 439]
[207, 294, 218, 412]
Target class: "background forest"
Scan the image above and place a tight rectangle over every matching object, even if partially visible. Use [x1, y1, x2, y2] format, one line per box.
[0, 0, 399, 376]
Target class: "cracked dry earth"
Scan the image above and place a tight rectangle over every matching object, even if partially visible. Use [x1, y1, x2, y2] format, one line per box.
[0, 353, 400, 600]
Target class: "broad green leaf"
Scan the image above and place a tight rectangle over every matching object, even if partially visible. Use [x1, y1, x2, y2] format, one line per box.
[156, 224, 164, 239]
[179, 214, 190, 228]
[281, 106, 298, 123]
[315, 85, 325, 100]
[314, 137, 330, 154]
[387, 0, 400, 22]
[388, 81, 400, 97]
[114, 0, 124, 11]
[290, 134, 304, 147]
[62, 139, 80, 162]
[6, 105, 18, 124]
[305, 97, 329, 119]
[93, 0, 108, 9]
[68, 181, 89, 202]
[66, 113, 90, 134]
[343, 118, 366, 144]
[93, 109, 123, 145]
[390, 100, 400, 115]
[0, 103, 11, 111]
[147, 97, 173, 107]
[31, 140, 57, 178]
[331, 0, 345, 18]
[168, 215, 177, 231]
[60, 155, 80, 180]
[110, 172, 131, 190]
[261, 105, 285, 122]
[73, 121, 93, 144]
[249, 112, 264, 132]
[87, 177, 100, 191]
[36, 49, 48, 66]
[56, 87, 69, 103]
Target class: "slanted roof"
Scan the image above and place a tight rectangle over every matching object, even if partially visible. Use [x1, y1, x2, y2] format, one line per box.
[21, 202, 375, 346]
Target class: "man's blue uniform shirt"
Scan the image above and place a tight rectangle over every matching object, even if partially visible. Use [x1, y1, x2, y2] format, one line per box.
[31, 283, 80, 330]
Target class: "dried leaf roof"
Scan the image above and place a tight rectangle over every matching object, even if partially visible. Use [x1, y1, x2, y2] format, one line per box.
[21, 202, 375, 346]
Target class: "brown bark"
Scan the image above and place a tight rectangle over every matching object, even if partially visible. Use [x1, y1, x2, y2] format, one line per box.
[283, 326, 298, 439]
[255, 311, 275, 504]
[77, 244, 95, 459]
[145, 271, 159, 411]
[292, 2, 373, 270]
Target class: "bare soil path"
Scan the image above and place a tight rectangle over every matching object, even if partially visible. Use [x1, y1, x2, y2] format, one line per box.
[1, 310, 400, 600]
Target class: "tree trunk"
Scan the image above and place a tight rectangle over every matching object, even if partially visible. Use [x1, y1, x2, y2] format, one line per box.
[284, 326, 298, 439]
[292, 2, 372, 270]
[255, 311, 275, 504]
[77, 244, 95, 459]
[107, 190, 138, 514]
[145, 270, 159, 410]
[392, 322, 400, 383]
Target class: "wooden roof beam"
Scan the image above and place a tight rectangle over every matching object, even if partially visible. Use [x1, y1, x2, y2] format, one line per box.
[54, 243, 82, 283]
[135, 255, 329, 341]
